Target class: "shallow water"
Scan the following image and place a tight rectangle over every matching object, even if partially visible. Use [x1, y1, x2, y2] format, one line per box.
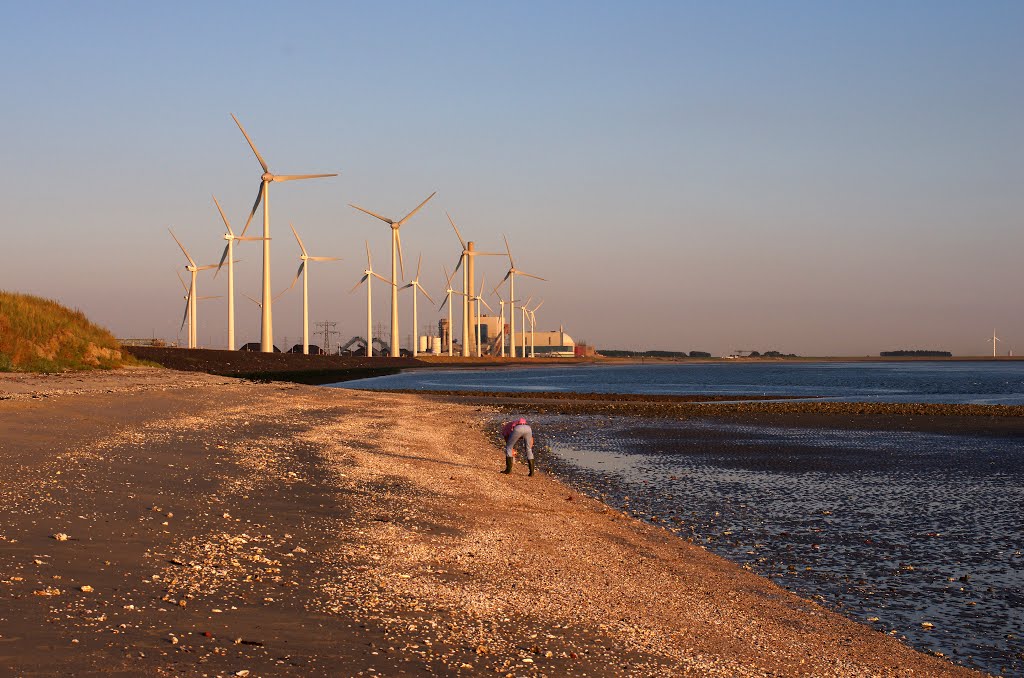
[340, 361, 1024, 405]
[531, 415, 1024, 675]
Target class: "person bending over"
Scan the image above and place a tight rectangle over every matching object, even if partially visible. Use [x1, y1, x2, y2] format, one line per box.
[501, 417, 534, 476]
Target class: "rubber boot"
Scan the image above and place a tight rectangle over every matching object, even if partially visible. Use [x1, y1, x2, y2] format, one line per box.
[528, 459, 535, 477]
[501, 456, 513, 474]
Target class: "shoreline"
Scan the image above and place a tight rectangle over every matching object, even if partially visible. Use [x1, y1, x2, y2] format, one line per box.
[0, 368, 981, 676]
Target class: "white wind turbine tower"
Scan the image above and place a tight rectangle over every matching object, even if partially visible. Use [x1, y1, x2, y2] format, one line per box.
[231, 114, 338, 353]
[175, 272, 220, 348]
[350, 241, 392, 358]
[527, 299, 545, 358]
[349, 192, 437, 357]
[212, 195, 262, 351]
[472, 274, 494, 357]
[500, 234, 545, 358]
[989, 329, 1001, 357]
[400, 254, 435, 358]
[519, 295, 533, 359]
[169, 229, 218, 349]
[447, 212, 503, 357]
[439, 265, 468, 357]
[491, 281, 512, 358]
[288, 223, 340, 355]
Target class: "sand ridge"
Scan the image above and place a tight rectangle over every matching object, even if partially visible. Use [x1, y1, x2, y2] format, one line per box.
[0, 368, 979, 676]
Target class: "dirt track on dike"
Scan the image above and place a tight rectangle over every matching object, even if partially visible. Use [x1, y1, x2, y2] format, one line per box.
[0, 367, 982, 676]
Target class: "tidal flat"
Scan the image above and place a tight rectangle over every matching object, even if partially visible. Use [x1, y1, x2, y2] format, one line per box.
[0, 368, 981, 676]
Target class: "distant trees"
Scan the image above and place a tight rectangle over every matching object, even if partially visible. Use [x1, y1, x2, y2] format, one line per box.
[598, 349, 698, 358]
[880, 350, 952, 357]
[688, 351, 711, 358]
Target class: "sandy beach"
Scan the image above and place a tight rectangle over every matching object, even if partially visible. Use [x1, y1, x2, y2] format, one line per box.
[0, 367, 981, 676]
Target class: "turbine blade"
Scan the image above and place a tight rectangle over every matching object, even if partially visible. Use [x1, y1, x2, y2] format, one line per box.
[480, 297, 493, 313]
[231, 113, 269, 173]
[349, 275, 368, 294]
[196, 264, 219, 271]
[503, 233, 514, 267]
[212, 195, 234, 236]
[517, 271, 547, 281]
[243, 293, 260, 307]
[439, 295, 449, 312]
[365, 240, 373, 267]
[419, 285, 435, 305]
[180, 299, 190, 331]
[532, 300, 545, 312]
[197, 295, 222, 301]
[372, 271, 392, 285]
[349, 203, 393, 224]
[443, 264, 455, 288]
[396, 229, 405, 280]
[290, 262, 304, 290]
[274, 173, 338, 182]
[453, 253, 464, 274]
[290, 223, 308, 257]
[214, 243, 230, 278]
[176, 270, 188, 292]
[473, 251, 505, 257]
[415, 253, 422, 281]
[240, 182, 264, 238]
[168, 228, 196, 268]
[398, 191, 436, 226]
[446, 211, 466, 248]
[272, 287, 289, 302]
[308, 256, 340, 262]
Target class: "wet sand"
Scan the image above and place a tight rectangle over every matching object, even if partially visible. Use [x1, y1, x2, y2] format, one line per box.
[0, 368, 981, 676]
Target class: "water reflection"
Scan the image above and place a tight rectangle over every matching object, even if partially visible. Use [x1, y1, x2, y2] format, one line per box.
[532, 414, 1024, 675]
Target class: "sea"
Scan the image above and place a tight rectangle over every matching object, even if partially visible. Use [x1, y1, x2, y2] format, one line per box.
[334, 362, 1024, 675]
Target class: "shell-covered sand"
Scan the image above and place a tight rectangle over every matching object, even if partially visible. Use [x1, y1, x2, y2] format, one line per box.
[0, 368, 981, 676]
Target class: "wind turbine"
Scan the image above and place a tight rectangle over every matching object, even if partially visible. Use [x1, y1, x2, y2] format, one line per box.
[231, 113, 338, 353]
[176, 271, 220, 348]
[526, 299, 545, 358]
[212, 195, 261, 351]
[500, 234, 546, 358]
[400, 254, 435, 357]
[169, 229, 217, 349]
[439, 265, 468, 357]
[349, 192, 437, 357]
[472, 274, 494, 358]
[989, 329, 1002, 357]
[288, 223, 340, 355]
[519, 295, 533, 360]
[350, 241, 392, 358]
[447, 212, 503, 357]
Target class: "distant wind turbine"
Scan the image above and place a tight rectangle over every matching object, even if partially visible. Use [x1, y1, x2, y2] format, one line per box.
[526, 299, 544, 358]
[501, 235, 545, 358]
[169, 229, 217, 349]
[350, 241, 392, 358]
[989, 329, 1002, 357]
[447, 212, 503, 356]
[349, 192, 437, 357]
[288, 223, 340, 355]
[400, 254, 434, 358]
[472, 274, 494, 358]
[439, 265, 467, 357]
[175, 271, 220, 348]
[212, 195, 261, 351]
[231, 113, 338, 353]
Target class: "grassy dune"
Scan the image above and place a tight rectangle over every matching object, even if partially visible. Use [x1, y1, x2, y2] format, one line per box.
[0, 291, 135, 372]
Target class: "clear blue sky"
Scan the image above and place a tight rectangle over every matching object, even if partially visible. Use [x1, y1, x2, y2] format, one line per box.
[2, 2, 1022, 355]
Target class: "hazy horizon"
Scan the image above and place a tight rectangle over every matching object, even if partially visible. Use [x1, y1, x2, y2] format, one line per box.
[2, 2, 1021, 357]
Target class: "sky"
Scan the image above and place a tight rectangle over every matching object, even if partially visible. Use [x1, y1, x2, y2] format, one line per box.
[1, 1, 1022, 356]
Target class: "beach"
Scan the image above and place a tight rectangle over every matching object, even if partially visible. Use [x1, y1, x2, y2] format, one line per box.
[0, 368, 981, 676]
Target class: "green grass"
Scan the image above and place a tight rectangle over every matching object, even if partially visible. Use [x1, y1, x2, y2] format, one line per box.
[0, 291, 137, 372]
